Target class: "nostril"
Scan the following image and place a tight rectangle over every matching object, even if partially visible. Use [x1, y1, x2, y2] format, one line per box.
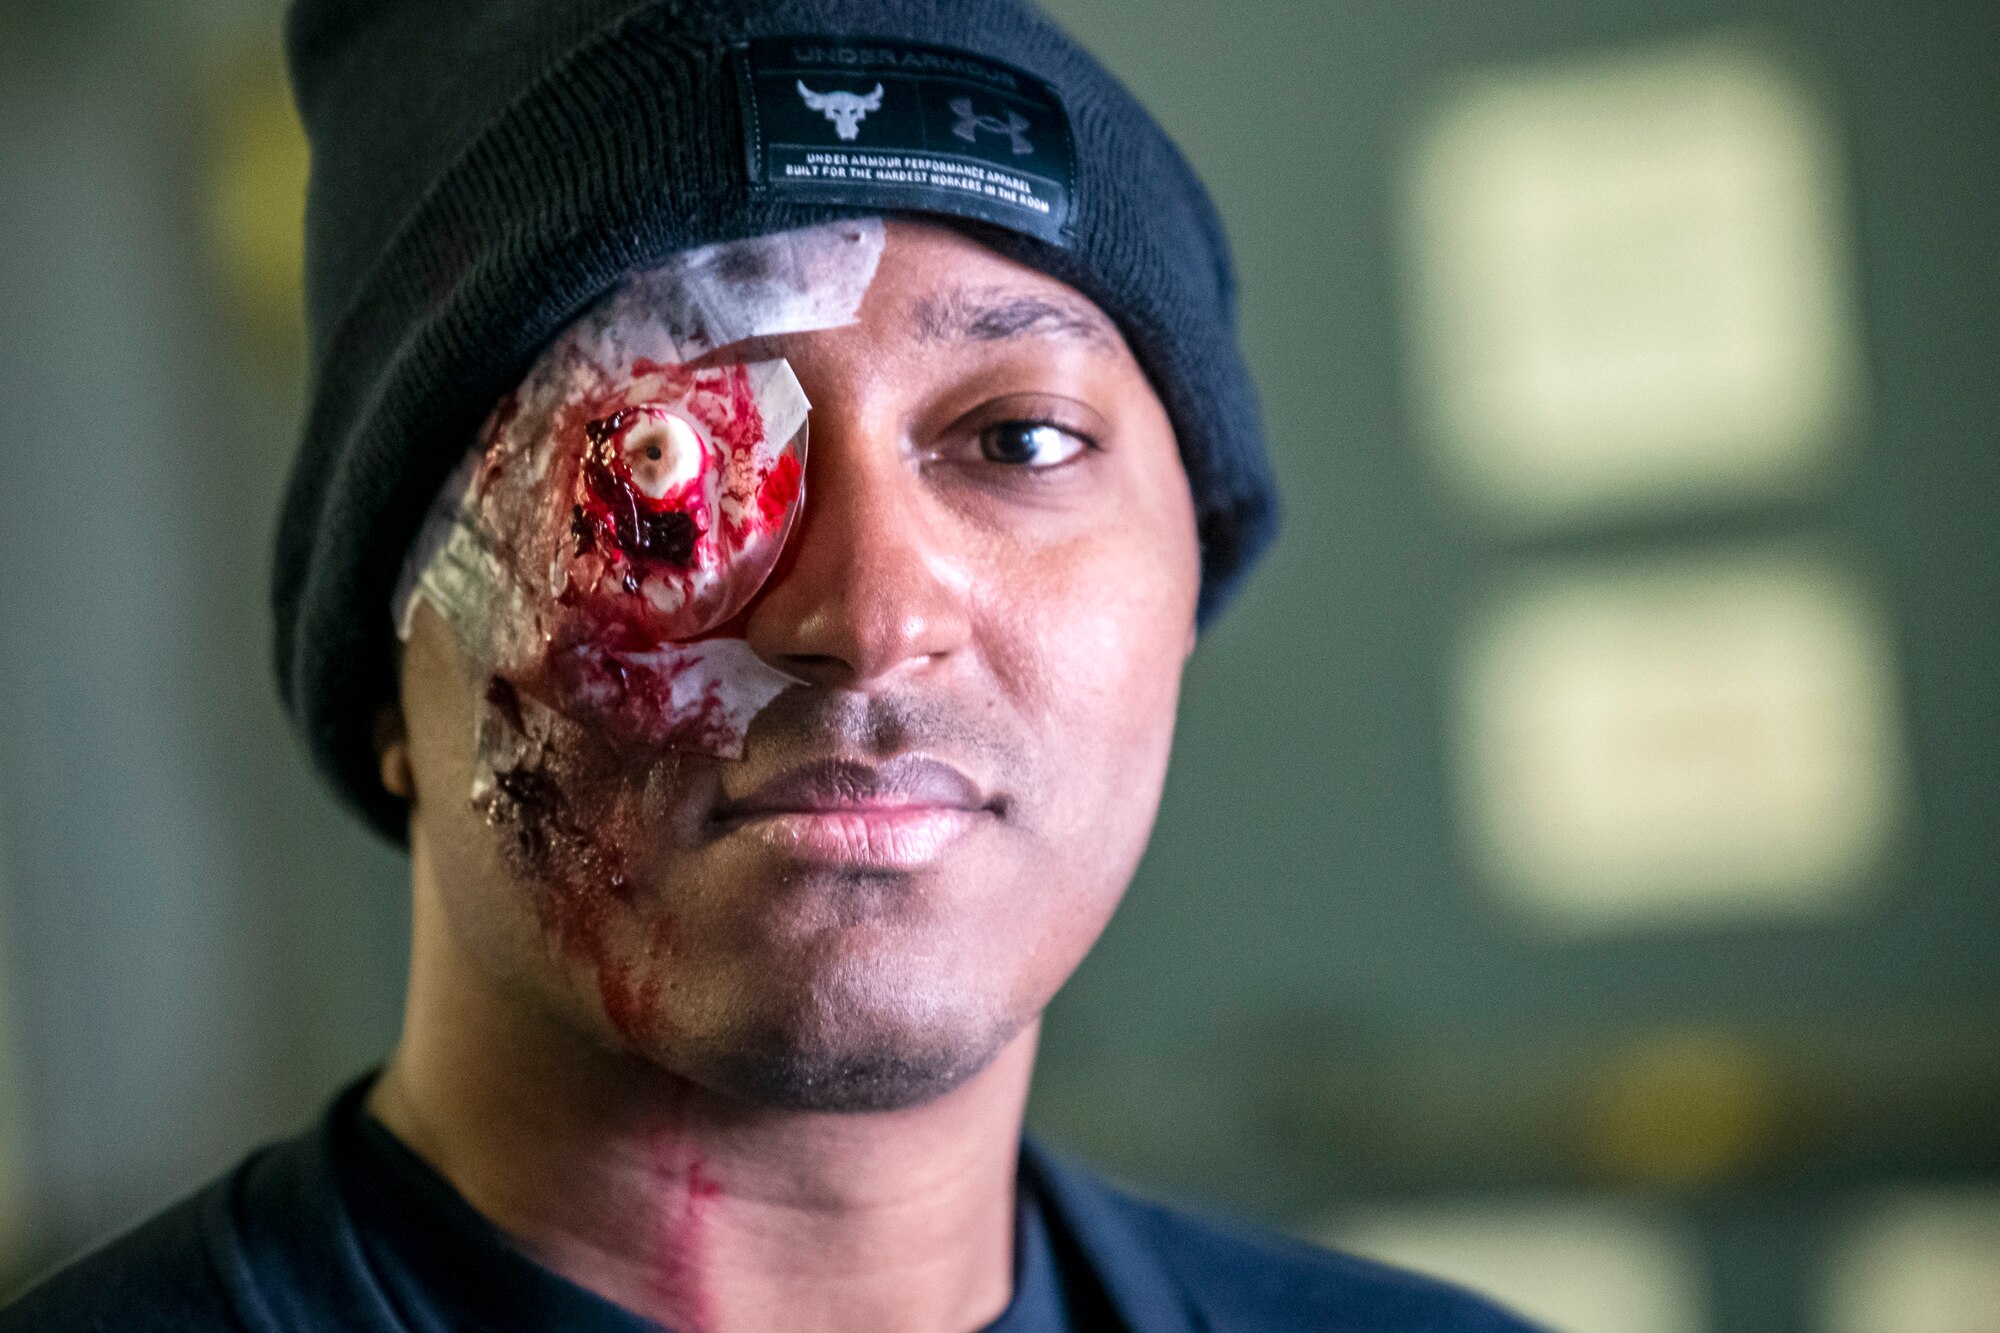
[776, 651, 856, 682]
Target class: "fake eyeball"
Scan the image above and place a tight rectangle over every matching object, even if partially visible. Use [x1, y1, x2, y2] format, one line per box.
[578, 406, 715, 570]
[567, 375, 805, 640]
[619, 409, 708, 500]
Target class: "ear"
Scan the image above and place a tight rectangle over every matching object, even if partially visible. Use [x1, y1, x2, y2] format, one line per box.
[374, 703, 415, 800]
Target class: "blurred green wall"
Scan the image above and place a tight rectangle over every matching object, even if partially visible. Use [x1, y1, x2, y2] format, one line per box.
[1020, 4, 1998, 1329]
[0, 2, 1993, 1329]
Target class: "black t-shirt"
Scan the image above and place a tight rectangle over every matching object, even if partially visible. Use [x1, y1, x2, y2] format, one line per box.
[2, 1075, 1543, 1332]
[341, 1100, 1099, 1332]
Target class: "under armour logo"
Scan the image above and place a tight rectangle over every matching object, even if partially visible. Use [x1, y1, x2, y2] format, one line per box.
[796, 81, 884, 140]
[949, 97, 1033, 155]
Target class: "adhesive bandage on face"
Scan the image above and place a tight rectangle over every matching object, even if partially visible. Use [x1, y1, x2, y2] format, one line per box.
[393, 219, 885, 770]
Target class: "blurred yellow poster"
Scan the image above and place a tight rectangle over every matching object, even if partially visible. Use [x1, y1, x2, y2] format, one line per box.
[1455, 549, 1905, 930]
[1825, 1192, 2000, 1333]
[1404, 35, 1864, 527]
[1332, 1200, 1706, 1333]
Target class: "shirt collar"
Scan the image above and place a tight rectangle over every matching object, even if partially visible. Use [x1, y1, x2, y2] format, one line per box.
[1020, 1138, 1206, 1333]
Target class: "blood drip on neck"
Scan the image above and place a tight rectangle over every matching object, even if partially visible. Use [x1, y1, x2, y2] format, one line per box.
[650, 1148, 723, 1332]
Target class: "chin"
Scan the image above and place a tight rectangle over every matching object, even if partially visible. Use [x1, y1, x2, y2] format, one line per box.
[700, 1034, 993, 1112]
[666, 973, 1027, 1113]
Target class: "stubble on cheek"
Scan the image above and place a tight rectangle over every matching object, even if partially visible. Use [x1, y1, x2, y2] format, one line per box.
[467, 675, 693, 1047]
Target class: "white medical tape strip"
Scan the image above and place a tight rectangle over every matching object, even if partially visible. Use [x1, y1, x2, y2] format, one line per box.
[392, 452, 488, 643]
[616, 638, 792, 741]
[743, 358, 810, 458]
[674, 218, 886, 350]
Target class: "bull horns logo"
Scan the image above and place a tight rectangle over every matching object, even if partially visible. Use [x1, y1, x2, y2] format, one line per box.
[796, 81, 884, 140]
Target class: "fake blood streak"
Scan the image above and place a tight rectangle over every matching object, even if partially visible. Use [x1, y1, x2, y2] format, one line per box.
[651, 1151, 724, 1333]
[482, 682, 726, 1328]
[478, 677, 670, 1044]
[755, 451, 803, 532]
[473, 706, 726, 1329]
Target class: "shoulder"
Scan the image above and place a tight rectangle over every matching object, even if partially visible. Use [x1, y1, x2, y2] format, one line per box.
[0, 1106, 357, 1333]
[1115, 1192, 1544, 1332]
[0, 1184, 243, 1332]
[1026, 1141, 1545, 1333]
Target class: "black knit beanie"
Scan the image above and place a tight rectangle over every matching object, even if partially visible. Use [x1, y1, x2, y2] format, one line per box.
[277, 0, 1280, 841]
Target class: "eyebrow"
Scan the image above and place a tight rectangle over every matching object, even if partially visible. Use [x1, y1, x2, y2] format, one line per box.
[911, 285, 1120, 351]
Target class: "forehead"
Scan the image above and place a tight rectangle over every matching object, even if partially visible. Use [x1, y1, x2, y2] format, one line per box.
[860, 221, 1122, 350]
[567, 220, 1127, 371]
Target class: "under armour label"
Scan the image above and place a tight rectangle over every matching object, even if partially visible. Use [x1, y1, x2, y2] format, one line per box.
[738, 37, 1078, 247]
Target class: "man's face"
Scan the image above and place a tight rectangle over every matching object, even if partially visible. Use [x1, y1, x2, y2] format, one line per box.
[398, 221, 1199, 1110]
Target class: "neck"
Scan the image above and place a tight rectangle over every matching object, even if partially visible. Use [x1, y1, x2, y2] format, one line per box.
[369, 853, 1035, 1333]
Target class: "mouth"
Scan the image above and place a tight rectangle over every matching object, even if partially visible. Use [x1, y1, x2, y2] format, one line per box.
[713, 755, 1001, 869]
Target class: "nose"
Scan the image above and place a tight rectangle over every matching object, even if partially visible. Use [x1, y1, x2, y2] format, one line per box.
[742, 415, 972, 691]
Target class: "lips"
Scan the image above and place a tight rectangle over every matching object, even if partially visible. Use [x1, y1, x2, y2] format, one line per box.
[714, 756, 997, 868]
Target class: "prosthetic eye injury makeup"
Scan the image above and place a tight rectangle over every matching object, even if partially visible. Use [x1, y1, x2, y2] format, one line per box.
[394, 218, 884, 783]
